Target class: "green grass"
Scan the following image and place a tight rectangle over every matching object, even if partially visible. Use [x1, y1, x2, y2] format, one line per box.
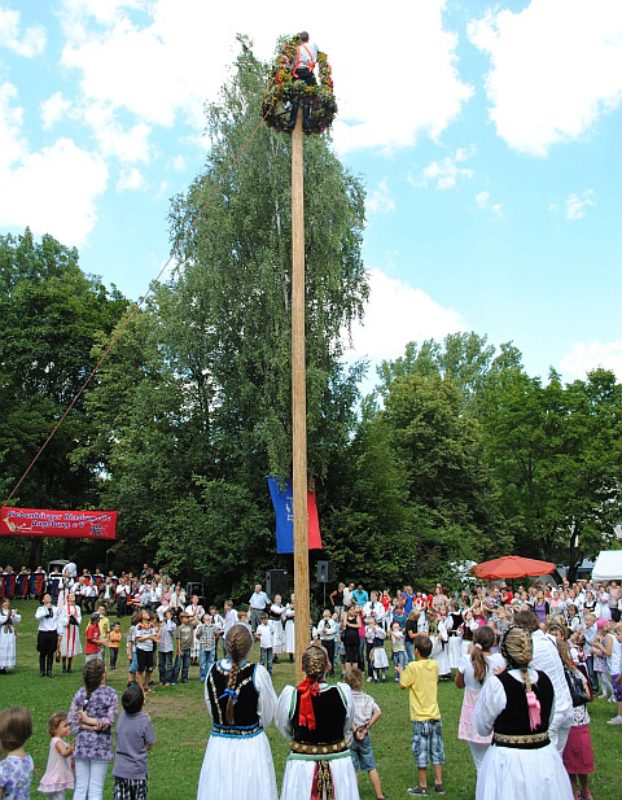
[2, 600, 621, 799]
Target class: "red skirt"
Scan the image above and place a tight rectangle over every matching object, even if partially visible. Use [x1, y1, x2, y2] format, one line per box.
[562, 724, 595, 775]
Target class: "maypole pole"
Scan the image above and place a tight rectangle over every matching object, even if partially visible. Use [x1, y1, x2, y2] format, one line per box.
[263, 32, 337, 682]
[290, 107, 309, 682]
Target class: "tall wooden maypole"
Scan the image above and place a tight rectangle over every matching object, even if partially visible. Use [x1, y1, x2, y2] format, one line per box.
[290, 108, 309, 681]
[263, 34, 337, 682]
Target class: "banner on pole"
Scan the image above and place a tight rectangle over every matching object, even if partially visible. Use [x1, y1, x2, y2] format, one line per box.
[0, 507, 117, 540]
[267, 478, 322, 554]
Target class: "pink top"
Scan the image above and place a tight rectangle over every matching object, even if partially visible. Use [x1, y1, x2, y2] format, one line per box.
[38, 737, 74, 793]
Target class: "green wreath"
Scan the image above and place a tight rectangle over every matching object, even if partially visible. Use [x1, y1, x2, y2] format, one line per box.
[262, 34, 337, 134]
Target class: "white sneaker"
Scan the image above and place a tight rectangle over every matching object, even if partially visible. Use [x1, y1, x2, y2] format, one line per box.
[606, 715, 622, 725]
[608, 697, 616, 703]
[597, 693, 608, 699]
[366, 677, 373, 683]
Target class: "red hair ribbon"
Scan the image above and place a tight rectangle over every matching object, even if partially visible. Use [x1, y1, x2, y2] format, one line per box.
[297, 676, 320, 730]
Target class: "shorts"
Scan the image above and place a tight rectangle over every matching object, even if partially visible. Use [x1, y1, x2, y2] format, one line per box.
[350, 733, 376, 772]
[612, 674, 622, 702]
[137, 649, 154, 672]
[113, 777, 148, 800]
[411, 719, 445, 768]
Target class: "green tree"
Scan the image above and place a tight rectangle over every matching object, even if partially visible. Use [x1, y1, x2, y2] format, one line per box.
[0, 229, 128, 564]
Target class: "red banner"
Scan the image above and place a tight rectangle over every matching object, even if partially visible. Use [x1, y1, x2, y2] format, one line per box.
[0, 507, 117, 540]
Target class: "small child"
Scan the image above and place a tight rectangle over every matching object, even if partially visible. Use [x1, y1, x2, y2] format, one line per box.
[344, 668, 387, 800]
[0, 706, 34, 800]
[135, 609, 158, 693]
[255, 613, 274, 675]
[175, 611, 194, 684]
[237, 611, 252, 633]
[365, 619, 389, 683]
[84, 613, 102, 663]
[113, 684, 156, 800]
[126, 611, 141, 687]
[195, 613, 217, 681]
[558, 640, 595, 800]
[109, 622, 122, 670]
[38, 711, 74, 799]
[97, 605, 110, 661]
[391, 620, 406, 681]
[398, 634, 446, 796]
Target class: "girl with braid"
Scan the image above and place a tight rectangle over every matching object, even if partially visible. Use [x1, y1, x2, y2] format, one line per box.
[197, 623, 278, 800]
[456, 625, 506, 773]
[277, 643, 360, 800]
[473, 626, 573, 800]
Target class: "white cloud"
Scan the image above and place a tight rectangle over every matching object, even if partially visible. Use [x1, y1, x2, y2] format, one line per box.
[57, 0, 472, 154]
[366, 178, 395, 215]
[0, 81, 108, 246]
[565, 189, 595, 220]
[560, 341, 622, 381]
[346, 268, 466, 364]
[0, 7, 46, 57]
[412, 145, 475, 190]
[117, 166, 145, 191]
[475, 190, 502, 216]
[172, 154, 186, 171]
[468, 0, 622, 156]
[41, 92, 73, 129]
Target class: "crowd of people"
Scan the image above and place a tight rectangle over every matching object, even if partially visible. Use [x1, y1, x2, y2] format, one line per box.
[0, 565, 621, 800]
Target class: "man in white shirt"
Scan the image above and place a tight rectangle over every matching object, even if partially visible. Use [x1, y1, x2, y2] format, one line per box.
[249, 584, 270, 631]
[514, 610, 573, 750]
[35, 594, 61, 677]
[363, 592, 385, 624]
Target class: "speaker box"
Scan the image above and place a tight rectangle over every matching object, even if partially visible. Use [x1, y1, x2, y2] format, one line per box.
[315, 560, 335, 584]
[265, 569, 290, 598]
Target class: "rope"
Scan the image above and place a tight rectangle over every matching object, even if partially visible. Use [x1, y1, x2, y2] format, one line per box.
[3, 97, 275, 507]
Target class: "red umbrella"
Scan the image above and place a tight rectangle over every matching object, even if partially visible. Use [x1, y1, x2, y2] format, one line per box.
[471, 555, 556, 580]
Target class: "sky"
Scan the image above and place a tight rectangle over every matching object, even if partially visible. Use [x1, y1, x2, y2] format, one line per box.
[1, 0, 621, 390]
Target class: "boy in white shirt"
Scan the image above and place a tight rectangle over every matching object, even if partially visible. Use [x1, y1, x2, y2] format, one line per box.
[255, 613, 274, 675]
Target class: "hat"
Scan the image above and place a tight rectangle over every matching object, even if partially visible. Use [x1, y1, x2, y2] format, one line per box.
[180, 611, 189, 618]
[596, 618, 607, 629]
[90, 612, 100, 621]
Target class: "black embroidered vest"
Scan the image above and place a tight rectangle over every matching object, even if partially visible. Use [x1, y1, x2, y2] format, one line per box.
[493, 670, 553, 744]
[291, 685, 346, 745]
[207, 662, 260, 727]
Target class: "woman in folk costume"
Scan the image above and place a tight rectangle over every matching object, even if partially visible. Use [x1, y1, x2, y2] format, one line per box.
[284, 593, 296, 662]
[0, 598, 21, 672]
[277, 643, 360, 800]
[473, 625, 573, 800]
[269, 594, 286, 661]
[197, 623, 278, 800]
[59, 592, 82, 673]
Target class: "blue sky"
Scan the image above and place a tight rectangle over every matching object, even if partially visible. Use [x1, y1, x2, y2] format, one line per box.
[1, 0, 621, 387]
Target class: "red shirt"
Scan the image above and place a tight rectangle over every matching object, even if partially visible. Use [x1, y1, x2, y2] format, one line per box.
[85, 623, 101, 655]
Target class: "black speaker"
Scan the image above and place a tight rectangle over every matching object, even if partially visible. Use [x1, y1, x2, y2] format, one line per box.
[315, 560, 335, 584]
[265, 569, 289, 597]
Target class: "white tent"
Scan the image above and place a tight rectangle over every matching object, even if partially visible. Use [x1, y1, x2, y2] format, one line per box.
[591, 550, 622, 582]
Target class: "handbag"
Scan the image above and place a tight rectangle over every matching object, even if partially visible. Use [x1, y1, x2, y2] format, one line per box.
[565, 666, 591, 707]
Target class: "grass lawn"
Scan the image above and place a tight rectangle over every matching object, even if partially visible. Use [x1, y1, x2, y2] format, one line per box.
[2, 600, 621, 799]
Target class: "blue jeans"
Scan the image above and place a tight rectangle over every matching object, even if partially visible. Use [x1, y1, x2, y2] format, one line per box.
[405, 639, 415, 663]
[393, 650, 406, 679]
[158, 649, 173, 684]
[260, 647, 273, 674]
[199, 648, 215, 681]
[174, 649, 191, 683]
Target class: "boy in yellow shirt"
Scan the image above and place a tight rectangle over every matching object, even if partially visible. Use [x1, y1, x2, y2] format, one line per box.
[397, 634, 445, 796]
[97, 604, 111, 660]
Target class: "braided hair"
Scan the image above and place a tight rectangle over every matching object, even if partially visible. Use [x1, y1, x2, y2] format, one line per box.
[301, 643, 329, 680]
[83, 658, 106, 699]
[500, 625, 534, 692]
[471, 625, 496, 684]
[224, 624, 253, 724]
